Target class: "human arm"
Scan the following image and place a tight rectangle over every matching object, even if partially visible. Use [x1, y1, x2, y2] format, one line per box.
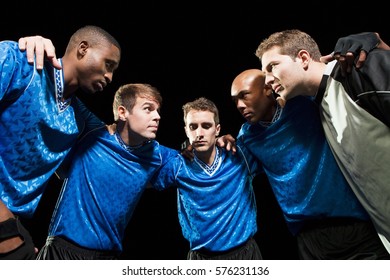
[320, 32, 390, 76]
[180, 139, 195, 161]
[346, 49, 390, 127]
[18, 36, 62, 70]
[216, 134, 237, 155]
[150, 147, 180, 190]
[55, 99, 106, 179]
[106, 123, 117, 135]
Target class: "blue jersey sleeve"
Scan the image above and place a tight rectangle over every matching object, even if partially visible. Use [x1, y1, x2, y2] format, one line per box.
[72, 97, 105, 136]
[0, 41, 34, 102]
[150, 146, 181, 191]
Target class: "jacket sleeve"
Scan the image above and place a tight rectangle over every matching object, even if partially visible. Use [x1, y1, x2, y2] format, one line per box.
[332, 49, 390, 127]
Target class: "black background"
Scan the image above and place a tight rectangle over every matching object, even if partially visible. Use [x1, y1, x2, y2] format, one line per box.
[3, 1, 387, 259]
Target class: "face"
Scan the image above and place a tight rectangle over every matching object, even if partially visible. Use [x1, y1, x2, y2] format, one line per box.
[261, 46, 306, 100]
[184, 110, 220, 154]
[231, 73, 275, 123]
[78, 43, 121, 94]
[122, 96, 161, 145]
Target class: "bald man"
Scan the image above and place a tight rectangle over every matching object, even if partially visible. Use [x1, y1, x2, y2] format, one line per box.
[221, 69, 390, 259]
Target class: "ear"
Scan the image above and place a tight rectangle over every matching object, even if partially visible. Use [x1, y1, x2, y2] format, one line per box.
[297, 49, 311, 70]
[117, 105, 127, 121]
[78, 41, 89, 57]
[215, 124, 221, 136]
[184, 126, 190, 138]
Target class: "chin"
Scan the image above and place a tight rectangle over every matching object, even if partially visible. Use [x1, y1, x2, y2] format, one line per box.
[246, 118, 258, 124]
[147, 133, 157, 140]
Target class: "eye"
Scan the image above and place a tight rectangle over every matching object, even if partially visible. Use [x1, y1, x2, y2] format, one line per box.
[189, 124, 197, 131]
[265, 63, 275, 73]
[143, 105, 154, 112]
[201, 123, 213, 129]
[105, 61, 117, 72]
[235, 91, 248, 102]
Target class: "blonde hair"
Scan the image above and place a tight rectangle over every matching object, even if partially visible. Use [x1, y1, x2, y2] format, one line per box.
[182, 97, 219, 125]
[256, 29, 322, 62]
[112, 83, 162, 121]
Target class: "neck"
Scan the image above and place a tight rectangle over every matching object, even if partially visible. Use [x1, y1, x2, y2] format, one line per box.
[116, 122, 146, 147]
[195, 146, 217, 166]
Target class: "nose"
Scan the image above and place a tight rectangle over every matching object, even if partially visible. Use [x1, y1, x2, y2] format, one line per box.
[195, 128, 204, 140]
[236, 98, 245, 108]
[104, 72, 114, 84]
[236, 99, 246, 113]
[264, 73, 274, 86]
[154, 111, 161, 121]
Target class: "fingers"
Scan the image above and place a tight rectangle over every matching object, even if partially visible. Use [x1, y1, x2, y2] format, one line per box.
[106, 123, 117, 135]
[227, 142, 237, 155]
[18, 36, 43, 67]
[180, 142, 195, 161]
[225, 134, 236, 143]
[181, 149, 194, 161]
[333, 50, 366, 76]
[355, 50, 367, 69]
[216, 136, 227, 148]
[336, 53, 354, 76]
[216, 134, 237, 154]
[224, 134, 237, 155]
[42, 39, 62, 69]
[320, 53, 335, 64]
[18, 36, 62, 70]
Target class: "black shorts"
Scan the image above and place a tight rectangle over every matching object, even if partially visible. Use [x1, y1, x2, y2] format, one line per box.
[187, 238, 263, 260]
[37, 236, 119, 260]
[297, 218, 390, 260]
[0, 217, 36, 260]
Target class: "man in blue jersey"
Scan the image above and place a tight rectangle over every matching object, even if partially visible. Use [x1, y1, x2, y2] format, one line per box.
[256, 29, 390, 253]
[0, 25, 121, 259]
[153, 97, 262, 260]
[226, 68, 389, 259]
[37, 83, 179, 259]
[37, 91, 262, 260]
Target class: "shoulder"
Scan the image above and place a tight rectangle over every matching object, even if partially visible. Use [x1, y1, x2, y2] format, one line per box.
[0, 40, 18, 49]
[362, 49, 390, 71]
[152, 141, 180, 157]
[0, 41, 24, 60]
[0, 41, 30, 72]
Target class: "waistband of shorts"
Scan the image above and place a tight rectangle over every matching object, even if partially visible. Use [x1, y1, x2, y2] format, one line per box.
[47, 236, 119, 258]
[302, 217, 367, 231]
[193, 237, 255, 257]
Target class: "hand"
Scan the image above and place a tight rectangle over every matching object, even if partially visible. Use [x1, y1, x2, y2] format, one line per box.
[181, 139, 194, 161]
[320, 32, 382, 76]
[320, 51, 367, 76]
[216, 134, 237, 155]
[106, 123, 117, 135]
[18, 36, 62, 70]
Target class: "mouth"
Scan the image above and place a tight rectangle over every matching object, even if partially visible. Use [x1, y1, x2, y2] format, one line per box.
[192, 141, 206, 147]
[95, 81, 106, 92]
[148, 126, 159, 133]
[273, 85, 283, 94]
[243, 112, 253, 120]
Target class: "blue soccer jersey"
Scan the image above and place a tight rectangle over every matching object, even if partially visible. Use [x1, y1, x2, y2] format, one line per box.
[48, 127, 179, 252]
[237, 96, 370, 235]
[152, 144, 259, 252]
[0, 41, 99, 217]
